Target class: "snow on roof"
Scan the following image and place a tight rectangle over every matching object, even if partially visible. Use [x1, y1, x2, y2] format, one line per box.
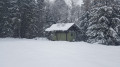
[45, 23, 75, 31]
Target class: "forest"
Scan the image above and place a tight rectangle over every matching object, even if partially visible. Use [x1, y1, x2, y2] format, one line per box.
[0, 0, 120, 45]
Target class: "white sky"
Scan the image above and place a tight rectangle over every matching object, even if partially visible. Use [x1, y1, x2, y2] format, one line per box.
[77, 0, 83, 5]
[49, 0, 83, 5]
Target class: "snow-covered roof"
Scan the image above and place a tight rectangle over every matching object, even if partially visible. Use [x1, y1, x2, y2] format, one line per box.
[45, 23, 75, 31]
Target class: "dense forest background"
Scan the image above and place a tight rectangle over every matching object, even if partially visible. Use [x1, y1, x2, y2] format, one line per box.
[0, 0, 120, 45]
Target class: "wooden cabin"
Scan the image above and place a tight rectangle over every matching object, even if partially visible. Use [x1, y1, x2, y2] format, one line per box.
[45, 23, 80, 41]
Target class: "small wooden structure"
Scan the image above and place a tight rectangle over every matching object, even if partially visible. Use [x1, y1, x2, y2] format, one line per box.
[45, 23, 80, 41]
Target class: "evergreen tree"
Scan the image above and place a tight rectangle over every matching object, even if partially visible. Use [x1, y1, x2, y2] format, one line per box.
[44, 0, 54, 28]
[0, 0, 16, 37]
[25, 0, 39, 38]
[37, 0, 45, 37]
[87, 0, 120, 45]
[17, 0, 39, 38]
[77, 0, 91, 41]
[52, 0, 69, 23]
[9, 0, 21, 38]
[70, 0, 81, 23]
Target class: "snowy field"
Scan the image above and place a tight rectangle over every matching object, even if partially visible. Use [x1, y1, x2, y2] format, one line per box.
[0, 38, 120, 67]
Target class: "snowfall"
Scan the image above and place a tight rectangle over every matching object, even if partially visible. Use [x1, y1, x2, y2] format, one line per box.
[0, 38, 120, 67]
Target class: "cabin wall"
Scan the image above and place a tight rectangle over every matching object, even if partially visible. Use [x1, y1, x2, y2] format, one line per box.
[51, 31, 76, 41]
[67, 31, 76, 41]
[57, 32, 67, 41]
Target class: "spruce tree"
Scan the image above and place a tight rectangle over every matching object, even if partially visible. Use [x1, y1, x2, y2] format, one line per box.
[36, 0, 45, 37]
[87, 0, 120, 45]
[52, 0, 69, 23]
[17, 0, 38, 38]
[77, 0, 91, 41]
[0, 0, 15, 37]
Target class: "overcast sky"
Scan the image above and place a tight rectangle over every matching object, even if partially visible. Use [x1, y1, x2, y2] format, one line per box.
[49, 0, 83, 5]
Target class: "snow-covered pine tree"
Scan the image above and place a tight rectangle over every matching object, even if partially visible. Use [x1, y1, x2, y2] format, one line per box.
[8, 0, 21, 38]
[36, 0, 46, 37]
[52, 0, 69, 23]
[0, 0, 5, 37]
[70, 0, 81, 23]
[77, 0, 92, 41]
[0, 0, 16, 37]
[87, 0, 120, 45]
[0, 0, 7, 37]
[25, 0, 40, 38]
[17, 0, 39, 38]
[78, 11, 89, 41]
[44, 0, 55, 29]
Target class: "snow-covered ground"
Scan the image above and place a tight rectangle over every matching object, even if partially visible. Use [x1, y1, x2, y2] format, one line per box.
[0, 38, 120, 67]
